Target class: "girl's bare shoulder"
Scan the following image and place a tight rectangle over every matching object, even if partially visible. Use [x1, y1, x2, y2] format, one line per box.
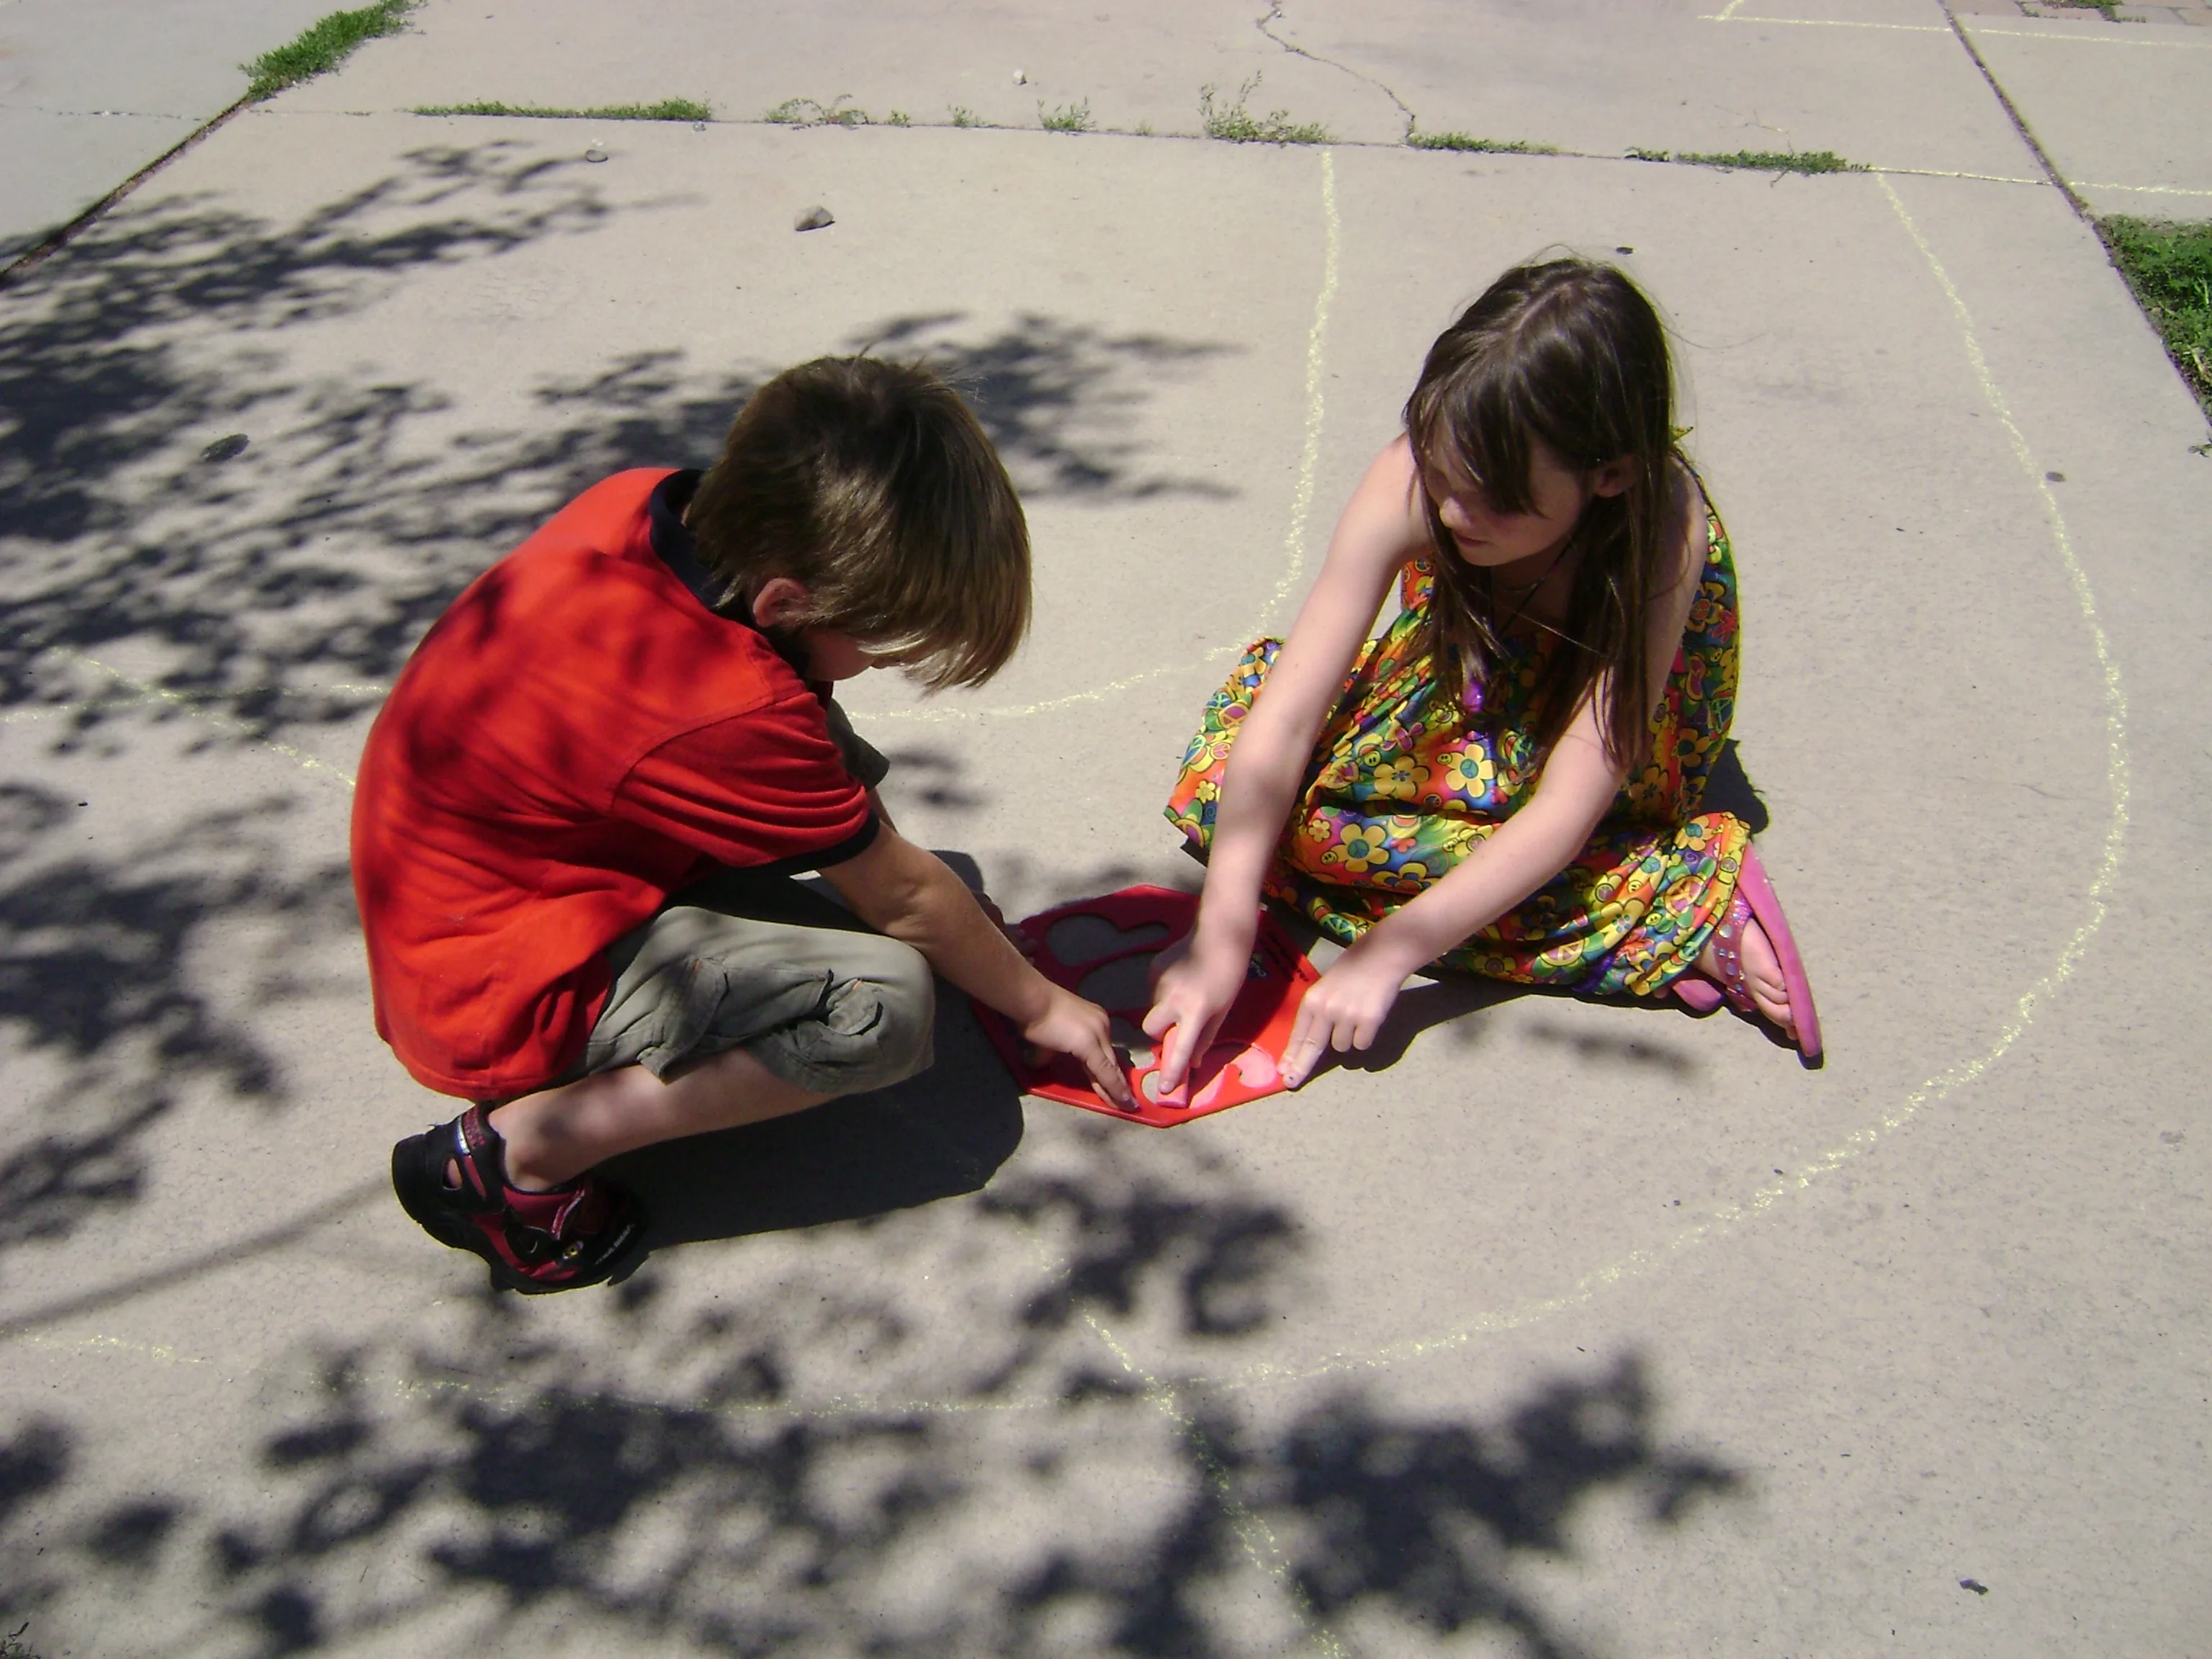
[1663, 457, 1714, 592]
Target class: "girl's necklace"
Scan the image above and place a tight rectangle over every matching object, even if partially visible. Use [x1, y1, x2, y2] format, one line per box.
[1496, 539, 1573, 598]
[1493, 539, 1575, 632]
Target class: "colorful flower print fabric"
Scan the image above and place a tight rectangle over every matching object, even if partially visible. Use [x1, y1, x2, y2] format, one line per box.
[1164, 511, 1753, 997]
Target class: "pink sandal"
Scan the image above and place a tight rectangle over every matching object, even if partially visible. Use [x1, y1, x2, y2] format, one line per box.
[1671, 846, 1823, 1065]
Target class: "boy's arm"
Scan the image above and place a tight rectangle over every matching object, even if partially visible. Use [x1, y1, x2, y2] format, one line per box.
[820, 825, 1135, 1107]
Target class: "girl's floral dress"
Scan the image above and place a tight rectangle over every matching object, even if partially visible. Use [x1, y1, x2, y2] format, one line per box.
[1164, 511, 1752, 997]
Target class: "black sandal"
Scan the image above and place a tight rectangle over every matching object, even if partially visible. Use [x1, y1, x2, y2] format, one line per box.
[391, 1104, 644, 1293]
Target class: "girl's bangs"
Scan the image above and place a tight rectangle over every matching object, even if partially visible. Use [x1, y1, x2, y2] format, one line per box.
[1414, 362, 1538, 516]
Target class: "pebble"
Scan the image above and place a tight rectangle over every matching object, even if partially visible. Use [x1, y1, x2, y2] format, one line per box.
[1013, 68, 1028, 84]
[583, 145, 608, 163]
[794, 204, 835, 232]
[200, 433, 249, 462]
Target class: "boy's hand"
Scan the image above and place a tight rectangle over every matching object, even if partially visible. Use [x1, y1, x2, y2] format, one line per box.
[1141, 930, 1249, 1095]
[1024, 984, 1136, 1109]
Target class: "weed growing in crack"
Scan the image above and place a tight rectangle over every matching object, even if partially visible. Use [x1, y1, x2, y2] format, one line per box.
[949, 105, 979, 127]
[765, 96, 868, 128]
[888, 109, 912, 127]
[1039, 99, 1094, 134]
[242, 0, 413, 99]
[1200, 76, 1331, 145]
[415, 99, 711, 121]
[1676, 148, 1856, 175]
[1409, 131, 1556, 156]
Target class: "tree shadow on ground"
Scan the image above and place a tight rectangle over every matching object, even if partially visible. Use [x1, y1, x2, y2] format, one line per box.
[0, 138, 1238, 749]
[3, 1290, 1741, 1658]
[0, 138, 1238, 1279]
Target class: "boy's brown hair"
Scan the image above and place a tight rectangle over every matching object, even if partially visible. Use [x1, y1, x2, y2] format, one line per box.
[688, 356, 1030, 690]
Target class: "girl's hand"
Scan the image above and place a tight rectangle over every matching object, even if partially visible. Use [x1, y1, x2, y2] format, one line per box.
[1023, 983, 1136, 1110]
[1141, 930, 1251, 1094]
[1280, 946, 1411, 1089]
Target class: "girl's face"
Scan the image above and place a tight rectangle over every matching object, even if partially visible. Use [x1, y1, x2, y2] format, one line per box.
[1421, 443, 1629, 572]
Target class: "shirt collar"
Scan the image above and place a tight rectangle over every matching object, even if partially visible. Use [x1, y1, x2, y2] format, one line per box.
[647, 468, 826, 693]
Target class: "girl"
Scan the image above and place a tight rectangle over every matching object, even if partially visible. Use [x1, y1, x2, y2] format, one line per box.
[1143, 256, 1822, 1093]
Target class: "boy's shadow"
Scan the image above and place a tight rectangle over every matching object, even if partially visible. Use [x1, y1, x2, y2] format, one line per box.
[604, 856, 1025, 1251]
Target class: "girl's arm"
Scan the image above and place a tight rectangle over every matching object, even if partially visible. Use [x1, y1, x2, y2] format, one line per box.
[1278, 465, 1711, 1087]
[1144, 436, 1429, 1090]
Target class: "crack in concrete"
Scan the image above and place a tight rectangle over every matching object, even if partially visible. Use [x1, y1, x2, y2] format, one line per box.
[1254, 0, 1416, 140]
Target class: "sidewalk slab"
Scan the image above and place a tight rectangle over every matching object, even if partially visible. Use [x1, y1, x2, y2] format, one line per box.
[2, 84, 2208, 1654]
[0, 0, 336, 258]
[1964, 14, 2212, 217]
[1277, 0, 2043, 179]
[276, 0, 1407, 143]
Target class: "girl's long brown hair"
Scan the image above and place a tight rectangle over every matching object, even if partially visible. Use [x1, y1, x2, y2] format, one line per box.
[1403, 258, 1683, 772]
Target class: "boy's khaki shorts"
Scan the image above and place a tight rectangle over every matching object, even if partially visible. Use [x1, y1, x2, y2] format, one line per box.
[578, 865, 935, 1098]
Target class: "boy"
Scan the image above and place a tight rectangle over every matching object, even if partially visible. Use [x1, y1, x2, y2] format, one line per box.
[354, 356, 1131, 1293]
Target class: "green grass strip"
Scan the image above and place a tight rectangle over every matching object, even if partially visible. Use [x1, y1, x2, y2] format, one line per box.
[1675, 148, 1856, 175]
[1408, 131, 1556, 156]
[243, 0, 413, 101]
[2103, 216, 2212, 417]
[415, 98, 712, 122]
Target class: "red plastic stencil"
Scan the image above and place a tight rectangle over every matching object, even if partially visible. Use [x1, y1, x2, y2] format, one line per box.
[974, 884, 1320, 1128]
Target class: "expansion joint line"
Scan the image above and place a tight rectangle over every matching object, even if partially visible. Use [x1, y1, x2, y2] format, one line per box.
[1936, 2, 2092, 223]
[0, 95, 253, 290]
[1256, 1, 1417, 140]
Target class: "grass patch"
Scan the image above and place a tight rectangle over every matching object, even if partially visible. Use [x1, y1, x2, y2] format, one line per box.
[243, 0, 412, 100]
[415, 98, 710, 121]
[765, 96, 868, 127]
[888, 109, 912, 127]
[1627, 147, 1671, 163]
[1408, 130, 1556, 156]
[1039, 98, 1093, 133]
[949, 105, 979, 127]
[1675, 148, 1856, 174]
[1200, 76, 1331, 145]
[2103, 216, 2212, 415]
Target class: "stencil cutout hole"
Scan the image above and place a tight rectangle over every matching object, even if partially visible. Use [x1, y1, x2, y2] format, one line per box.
[1078, 953, 1160, 1011]
[1046, 914, 1172, 966]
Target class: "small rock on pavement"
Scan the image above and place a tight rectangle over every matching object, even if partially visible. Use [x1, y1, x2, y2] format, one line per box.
[584, 145, 608, 163]
[794, 205, 835, 232]
[200, 433, 249, 462]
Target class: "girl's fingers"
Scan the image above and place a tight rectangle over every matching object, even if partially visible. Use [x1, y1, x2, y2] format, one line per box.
[1155, 1021, 1200, 1092]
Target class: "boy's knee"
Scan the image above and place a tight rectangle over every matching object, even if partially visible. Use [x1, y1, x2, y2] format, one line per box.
[760, 937, 935, 1096]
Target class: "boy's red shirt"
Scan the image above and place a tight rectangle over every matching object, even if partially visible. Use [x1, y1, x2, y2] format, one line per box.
[351, 468, 876, 1099]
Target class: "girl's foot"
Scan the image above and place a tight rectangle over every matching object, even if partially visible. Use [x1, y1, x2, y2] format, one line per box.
[1673, 848, 1823, 1063]
[1694, 913, 1794, 1038]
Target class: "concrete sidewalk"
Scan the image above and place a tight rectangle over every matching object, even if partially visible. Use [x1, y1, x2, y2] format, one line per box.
[1, 3, 2207, 1656]
[0, 0, 342, 259]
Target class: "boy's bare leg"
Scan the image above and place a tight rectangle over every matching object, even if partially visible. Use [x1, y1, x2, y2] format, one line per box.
[485, 1048, 831, 1190]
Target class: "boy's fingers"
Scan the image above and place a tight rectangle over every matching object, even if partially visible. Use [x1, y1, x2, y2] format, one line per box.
[1082, 1036, 1135, 1107]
